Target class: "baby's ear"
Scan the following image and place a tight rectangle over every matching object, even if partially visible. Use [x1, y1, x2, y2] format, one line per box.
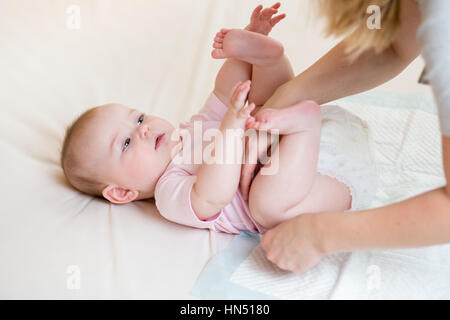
[102, 185, 139, 204]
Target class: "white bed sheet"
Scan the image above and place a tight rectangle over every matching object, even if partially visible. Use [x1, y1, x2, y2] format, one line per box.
[0, 0, 430, 299]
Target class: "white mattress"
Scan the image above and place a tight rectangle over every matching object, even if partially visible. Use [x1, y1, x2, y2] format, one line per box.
[0, 0, 431, 298]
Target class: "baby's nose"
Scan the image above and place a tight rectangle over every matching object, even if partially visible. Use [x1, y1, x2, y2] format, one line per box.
[139, 125, 150, 139]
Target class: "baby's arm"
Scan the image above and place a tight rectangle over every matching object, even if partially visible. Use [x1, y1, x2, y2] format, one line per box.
[191, 81, 255, 220]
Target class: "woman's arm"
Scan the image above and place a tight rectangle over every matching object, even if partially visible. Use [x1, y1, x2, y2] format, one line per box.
[263, 41, 417, 109]
[191, 81, 255, 220]
[258, 0, 450, 273]
[261, 137, 450, 273]
[261, 0, 421, 109]
[323, 135, 450, 253]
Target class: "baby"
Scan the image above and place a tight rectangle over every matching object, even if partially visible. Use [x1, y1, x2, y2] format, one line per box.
[61, 3, 376, 234]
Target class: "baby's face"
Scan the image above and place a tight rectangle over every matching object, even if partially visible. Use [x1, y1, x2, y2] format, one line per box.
[80, 103, 179, 203]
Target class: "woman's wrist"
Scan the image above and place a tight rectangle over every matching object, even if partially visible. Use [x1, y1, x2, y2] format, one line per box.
[262, 76, 313, 111]
[315, 210, 374, 255]
[260, 82, 291, 110]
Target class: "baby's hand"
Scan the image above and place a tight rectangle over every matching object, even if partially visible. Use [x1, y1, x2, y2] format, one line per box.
[228, 80, 255, 121]
[245, 2, 286, 36]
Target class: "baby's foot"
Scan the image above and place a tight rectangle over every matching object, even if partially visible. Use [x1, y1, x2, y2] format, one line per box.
[246, 101, 322, 135]
[245, 2, 286, 36]
[212, 28, 284, 65]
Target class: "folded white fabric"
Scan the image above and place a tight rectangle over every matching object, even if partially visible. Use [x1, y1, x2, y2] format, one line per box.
[229, 240, 450, 299]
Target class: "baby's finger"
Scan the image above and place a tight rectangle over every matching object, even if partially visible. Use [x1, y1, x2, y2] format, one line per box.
[239, 102, 255, 118]
[230, 82, 248, 106]
[261, 7, 278, 19]
[230, 81, 242, 96]
[271, 2, 281, 10]
[270, 13, 286, 26]
[251, 4, 263, 20]
[233, 80, 250, 96]
[234, 81, 251, 104]
[245, 102, 256, 115]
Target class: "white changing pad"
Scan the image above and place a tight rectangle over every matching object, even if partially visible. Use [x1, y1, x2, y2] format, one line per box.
[192, 90, 450, 300]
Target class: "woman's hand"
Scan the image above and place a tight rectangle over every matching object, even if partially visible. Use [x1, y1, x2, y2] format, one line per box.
[261, 212, 328, 273]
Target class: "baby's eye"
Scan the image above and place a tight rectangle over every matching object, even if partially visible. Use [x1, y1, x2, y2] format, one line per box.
[122, 115, 144, 152]
[138, 114, 144, 125]
[122, 138, 131, 152]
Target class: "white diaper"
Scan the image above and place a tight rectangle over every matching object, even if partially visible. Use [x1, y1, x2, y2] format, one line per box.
[317, 105, 377, 211]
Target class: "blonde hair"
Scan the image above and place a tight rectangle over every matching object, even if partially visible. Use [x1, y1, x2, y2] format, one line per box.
[60, 106, 105, 197]
[317, 0, 401, 59]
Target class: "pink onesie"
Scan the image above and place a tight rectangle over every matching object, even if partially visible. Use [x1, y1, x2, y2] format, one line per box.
[154, 93, 266, 234]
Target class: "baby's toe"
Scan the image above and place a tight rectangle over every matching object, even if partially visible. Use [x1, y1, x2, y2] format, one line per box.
[212, 41, 223, 49]
[246, 119, 258, 129]
[250, 121, 264, 130]
[255, 114, 269, 124]
[211, 48, 227, 59]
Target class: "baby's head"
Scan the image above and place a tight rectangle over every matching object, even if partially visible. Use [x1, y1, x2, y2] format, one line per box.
[61, 103, 180, 204]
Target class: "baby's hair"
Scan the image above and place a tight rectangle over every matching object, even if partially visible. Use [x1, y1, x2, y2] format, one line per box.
[60, 106, 105, 197]
[316, 0, 401, 61]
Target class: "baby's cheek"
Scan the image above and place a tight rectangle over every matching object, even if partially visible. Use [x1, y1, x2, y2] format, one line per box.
[128, 158, 147, 179]
[131, 152, 156, 179]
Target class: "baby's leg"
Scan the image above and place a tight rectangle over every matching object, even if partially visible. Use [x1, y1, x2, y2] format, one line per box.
[213, 55, 252, 109]
[212, 29, 294, 109]
[247, 101, 351, 229]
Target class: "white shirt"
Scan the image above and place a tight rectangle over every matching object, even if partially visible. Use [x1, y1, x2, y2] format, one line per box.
[417, 0, 450, 136]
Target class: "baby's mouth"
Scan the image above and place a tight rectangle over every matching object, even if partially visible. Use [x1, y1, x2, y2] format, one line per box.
[155, 133, 165, 150]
